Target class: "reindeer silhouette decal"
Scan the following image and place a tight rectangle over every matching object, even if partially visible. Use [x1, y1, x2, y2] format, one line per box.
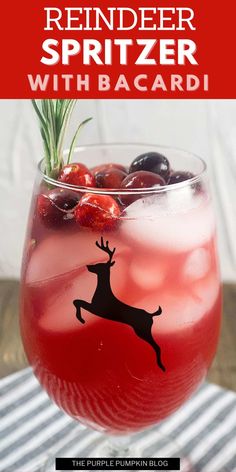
[73, 238, 165, 372]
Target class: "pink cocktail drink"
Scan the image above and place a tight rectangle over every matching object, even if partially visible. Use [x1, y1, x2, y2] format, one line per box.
[21, 170, 221, 434]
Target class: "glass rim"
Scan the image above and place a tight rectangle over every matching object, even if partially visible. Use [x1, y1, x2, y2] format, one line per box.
[38, 142, 207, 196]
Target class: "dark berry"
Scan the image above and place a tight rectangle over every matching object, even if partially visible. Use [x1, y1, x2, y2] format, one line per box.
[95, 168, 127, 189]
[122, 171, 165, 189]
[91, 163, 127, 175]
[37, 188, 79, 227]
[58, 163, 96, 187]
[120, 171, 165, 205]
[75, 194, 120, 231]
[129, 152, 170, 181]
[168, 171, 194, 185]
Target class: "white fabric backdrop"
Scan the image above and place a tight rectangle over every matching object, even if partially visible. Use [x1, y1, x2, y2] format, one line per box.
[0, 99, 235, 280]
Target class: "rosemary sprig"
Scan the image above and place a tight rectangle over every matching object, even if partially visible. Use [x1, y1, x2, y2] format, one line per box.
[32, 100, 92, 177]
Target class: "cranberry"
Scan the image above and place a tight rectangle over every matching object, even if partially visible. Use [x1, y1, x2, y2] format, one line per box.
[120, 171, 165, 205]
[122, 171, 165, 190]
[37, 188, 79, 227]
[75, 194, 120, 231]
[129, 152, 170, 182]
[91, 163, 128, 175]
[58, 163, 96, 187]
[95, 168, 127, 189]
[168, 171, 195, 185]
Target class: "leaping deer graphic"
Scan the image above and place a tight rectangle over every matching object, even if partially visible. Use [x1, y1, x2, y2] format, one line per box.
[73, 237, 165, 372]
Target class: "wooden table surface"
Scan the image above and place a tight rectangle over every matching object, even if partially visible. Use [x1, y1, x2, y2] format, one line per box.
[0, 280, 236, 391]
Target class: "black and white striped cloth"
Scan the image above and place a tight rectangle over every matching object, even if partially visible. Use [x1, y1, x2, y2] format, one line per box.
[0, 368, 236, 472]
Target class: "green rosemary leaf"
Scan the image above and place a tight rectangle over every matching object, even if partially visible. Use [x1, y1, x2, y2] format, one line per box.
[32, 100, 47, 130]
[32, 100, 52, 174]
[32, 99, 92, 177]
[55, 100, 66, 147]
[55, 100, 63, 136]
[60, 101, 76, 139]
[40, 128, 50, 158]
[57, 100, 76, 162]
[48, 100, 58, 168]
[67, 117, 93, 165]
[40, 127, 51, 175]
[42, 100, 50, 122]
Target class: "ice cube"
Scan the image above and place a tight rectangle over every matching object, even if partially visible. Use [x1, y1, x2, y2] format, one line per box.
[130, 256, 166, 290]
[110, 255, 129, 296]
[182, 248, 211, 281]
[38, 268, 96, 332]
[133, 273, 219, 333]
[192, 274, 220, 314]
[121, 194, 215, 253]
[26, 231, 130, 283]
[38, 253, 129, 333]
[167, 186, 196, 213]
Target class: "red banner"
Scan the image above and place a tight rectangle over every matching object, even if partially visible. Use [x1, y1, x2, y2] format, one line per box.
[0, 0, 235, 98]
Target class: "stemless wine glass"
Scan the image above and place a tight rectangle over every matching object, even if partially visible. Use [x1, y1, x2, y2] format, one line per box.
[20, 144, 221, 469]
